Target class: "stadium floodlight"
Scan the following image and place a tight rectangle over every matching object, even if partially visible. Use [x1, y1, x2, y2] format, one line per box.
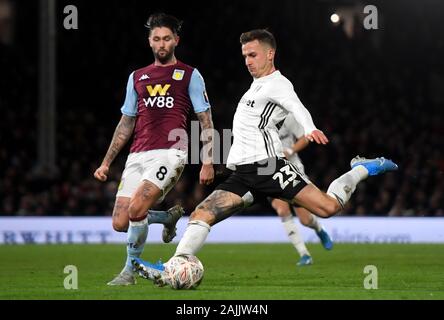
[330, 13, 340, 24]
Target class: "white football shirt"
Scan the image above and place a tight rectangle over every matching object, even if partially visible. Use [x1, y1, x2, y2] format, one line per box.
[226, 70, 317, 170]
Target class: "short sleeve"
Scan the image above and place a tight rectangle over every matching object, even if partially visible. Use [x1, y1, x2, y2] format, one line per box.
[188, 69, 211, 113]
[120, 72, 137, 117]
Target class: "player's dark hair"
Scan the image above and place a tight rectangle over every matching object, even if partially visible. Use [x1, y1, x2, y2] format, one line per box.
[145, 13, 183, 35]
[240, 29, 276, 49]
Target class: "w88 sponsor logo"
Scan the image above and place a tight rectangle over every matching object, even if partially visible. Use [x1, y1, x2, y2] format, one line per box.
[143, 84, 175, 109]
[143, 96, 175, 109]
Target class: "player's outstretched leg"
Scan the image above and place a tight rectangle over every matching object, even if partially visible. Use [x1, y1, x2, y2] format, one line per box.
[174, 190, 246, 257]
[326, 155, 398, 209]
[135, 190, 246, 284]
[293, 156, 398, 218]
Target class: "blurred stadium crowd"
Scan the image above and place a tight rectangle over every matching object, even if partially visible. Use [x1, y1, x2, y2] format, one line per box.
[1, 0, 443, 217]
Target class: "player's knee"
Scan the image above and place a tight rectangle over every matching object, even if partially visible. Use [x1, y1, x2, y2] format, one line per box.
[319, 199, 341, 218]
[112, 219, 128, 232]
[272, 202, 291, 217]
[128, 199, 146, 220]
[276, 207, 291, 217]
[190, 209, 215, 226]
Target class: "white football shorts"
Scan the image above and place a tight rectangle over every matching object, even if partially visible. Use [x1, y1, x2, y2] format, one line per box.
[116, 149, 187, 202]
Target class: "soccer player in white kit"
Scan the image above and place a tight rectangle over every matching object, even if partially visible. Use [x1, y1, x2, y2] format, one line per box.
[133, 29, 398, 283]
[272, 114, 333, 266]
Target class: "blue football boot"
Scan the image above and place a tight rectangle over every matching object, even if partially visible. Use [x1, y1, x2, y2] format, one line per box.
[351, 156, 398, 176]
[131, 258, 165, 283]
[297, 254, 313, 266]
[316, 228, 333, 250]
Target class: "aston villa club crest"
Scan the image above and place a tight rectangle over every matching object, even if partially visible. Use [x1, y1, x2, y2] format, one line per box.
[172, 69, 185, 81]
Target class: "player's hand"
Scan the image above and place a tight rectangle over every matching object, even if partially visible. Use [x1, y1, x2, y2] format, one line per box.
[94, 165, 109, 182]
[200, 164, 214, 185]
[306, 130, 329, 145]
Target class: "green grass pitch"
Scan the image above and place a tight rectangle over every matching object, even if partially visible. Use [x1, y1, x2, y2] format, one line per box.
[1, 243, 443, 300]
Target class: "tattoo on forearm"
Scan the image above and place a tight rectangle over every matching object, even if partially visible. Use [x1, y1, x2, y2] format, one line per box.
[196, 110, 214, 164]
[197, 190, 244, 224]
[102, 115, 136, 166]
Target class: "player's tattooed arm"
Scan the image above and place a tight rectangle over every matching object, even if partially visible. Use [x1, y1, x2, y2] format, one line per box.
[196, 109, 215, 185]
[102, 115, 136, 167]
[94, 115, 135, 182]
[196, 109, 214, 165]
[196, 190, 244, 225]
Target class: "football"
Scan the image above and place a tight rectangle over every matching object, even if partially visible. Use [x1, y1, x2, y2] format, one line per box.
[164, 255, 204, 290]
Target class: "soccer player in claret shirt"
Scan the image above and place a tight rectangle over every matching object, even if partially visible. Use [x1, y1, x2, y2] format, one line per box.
[94, 13, 215, 286]
[133, 29, 398, 286]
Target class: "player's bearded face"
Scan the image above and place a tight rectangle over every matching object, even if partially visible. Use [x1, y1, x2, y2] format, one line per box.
[242, 40, 274, 78]
[149, 27, 179, 64]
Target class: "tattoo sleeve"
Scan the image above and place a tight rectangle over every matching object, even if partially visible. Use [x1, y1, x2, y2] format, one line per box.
[197, 190, 245, 224]
[102, 115, 136, 167]
[196, 109, 214, 165]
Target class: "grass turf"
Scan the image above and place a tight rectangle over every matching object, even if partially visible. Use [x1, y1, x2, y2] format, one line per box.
[0, 243, 443, 300]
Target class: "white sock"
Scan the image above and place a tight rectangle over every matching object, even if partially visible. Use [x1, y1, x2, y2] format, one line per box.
[327, 166, 368, 208]
[174, 220, 211, 256]
[307, 214, 322, 233]
[282, 216, 310, 257]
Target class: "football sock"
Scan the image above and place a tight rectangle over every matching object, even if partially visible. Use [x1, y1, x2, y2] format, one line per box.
[281, 215, 310, 257]
[147, 210, 171, 225]
[307, 214, 322, 233]
[123, 216, 148, 274]
[174, 220, 211, 256]
[327, 166, 368, 208]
